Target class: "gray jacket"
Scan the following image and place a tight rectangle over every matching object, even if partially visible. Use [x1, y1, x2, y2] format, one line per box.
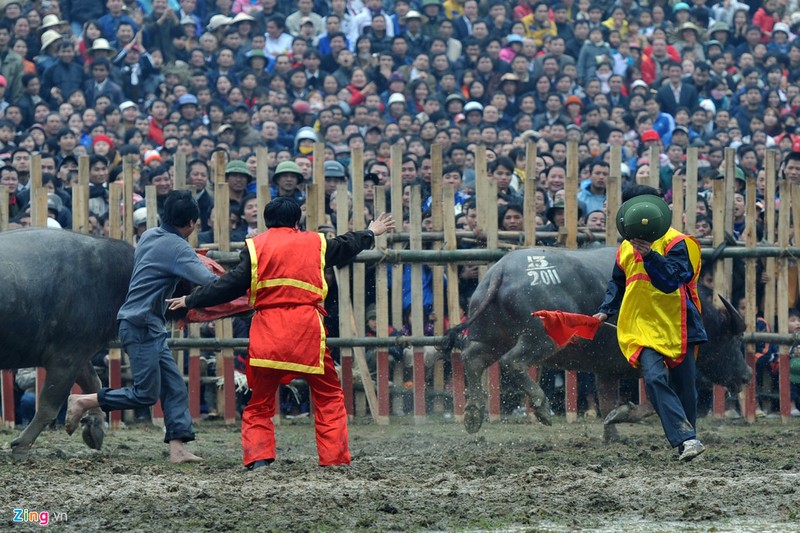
[117, 224, 217, 330]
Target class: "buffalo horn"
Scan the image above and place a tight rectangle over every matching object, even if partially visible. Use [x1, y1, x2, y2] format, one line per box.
[718, 294, 746, 334]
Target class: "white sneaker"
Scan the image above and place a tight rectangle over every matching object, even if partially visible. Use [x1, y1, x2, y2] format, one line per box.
[791, 408, 800, 417]
[679, 439, 706, 462]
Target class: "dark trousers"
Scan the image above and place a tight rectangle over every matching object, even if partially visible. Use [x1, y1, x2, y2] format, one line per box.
[98, 320, 195, 443]
[639, 347, 697, 448]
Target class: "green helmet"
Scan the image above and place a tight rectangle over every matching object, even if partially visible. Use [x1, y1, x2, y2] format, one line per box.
[225, 160, 253, 181]
[273, 161, 304, 183]
[615, 194, 671, 242]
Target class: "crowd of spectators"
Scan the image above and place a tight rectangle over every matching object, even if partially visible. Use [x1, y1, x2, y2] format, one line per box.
[3, 0, 800, 417]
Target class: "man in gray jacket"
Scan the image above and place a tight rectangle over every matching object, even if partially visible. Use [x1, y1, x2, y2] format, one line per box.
[66, 191, 216, 463]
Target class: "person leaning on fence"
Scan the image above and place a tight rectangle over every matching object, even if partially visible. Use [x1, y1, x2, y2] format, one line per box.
[166, 197, 396, 469]
[65, 190, 217, 464]
[594, 184, 708, 462]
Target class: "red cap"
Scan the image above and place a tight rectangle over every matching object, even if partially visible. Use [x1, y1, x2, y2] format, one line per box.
[641, 129, 660, 142]
[565, 95, 583, 108]
[92, 133, 114, 150]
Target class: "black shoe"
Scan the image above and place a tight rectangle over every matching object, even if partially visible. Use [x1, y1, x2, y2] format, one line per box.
[246, 459, 273, 470]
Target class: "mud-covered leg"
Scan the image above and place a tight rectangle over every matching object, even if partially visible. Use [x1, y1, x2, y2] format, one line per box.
[462, 341, 493, 434]
[10, 365, 79, 459]
[498, 339, 552, 426]
[74, 361, 105, 450]
[597, 374, 622, 442]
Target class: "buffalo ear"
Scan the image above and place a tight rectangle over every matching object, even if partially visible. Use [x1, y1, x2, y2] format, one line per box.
[718, 294, 746, 335]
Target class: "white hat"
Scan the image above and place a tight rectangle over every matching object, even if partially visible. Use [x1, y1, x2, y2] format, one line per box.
[207, 14, 232, 31]
[464, 101, 484, 113]
[46, 217, 62, 229]
[699, 99, 716, 114]
[89, 38, 116, 55]
[388, 92, 406, 105]
[133, 207, 148, 227]
[40, 29, 63, 52]
[40, 14, 66, 31]
[631, 79, 649, 90]
[119, 100, 137, 112]
[772, 22, 790, 36]
[400, 10, 428, 24]
[230, 12, 255, 24]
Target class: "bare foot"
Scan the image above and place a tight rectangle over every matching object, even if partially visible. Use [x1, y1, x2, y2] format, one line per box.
[169, 441, 204, 464]
[65, 395, 85, 436]
[170, 449, 204, 464]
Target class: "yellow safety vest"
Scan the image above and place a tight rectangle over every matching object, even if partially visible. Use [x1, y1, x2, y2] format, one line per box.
[616, 228, 702, 367]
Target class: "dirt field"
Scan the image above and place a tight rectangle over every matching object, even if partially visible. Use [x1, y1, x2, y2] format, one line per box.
[2, 414, 798, 532]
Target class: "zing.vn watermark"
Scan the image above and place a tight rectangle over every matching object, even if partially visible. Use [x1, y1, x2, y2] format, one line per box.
[12, 509, 67, 526]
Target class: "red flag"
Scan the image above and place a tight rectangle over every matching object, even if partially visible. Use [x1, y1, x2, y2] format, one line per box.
[183, 253, 252, 324]
[532, 310, 602, 348]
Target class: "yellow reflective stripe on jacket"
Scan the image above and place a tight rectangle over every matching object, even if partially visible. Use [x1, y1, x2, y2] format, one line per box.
[246, 238, 258, 307]
[318, 232, 328, 298]
[254, 278, 325, 295]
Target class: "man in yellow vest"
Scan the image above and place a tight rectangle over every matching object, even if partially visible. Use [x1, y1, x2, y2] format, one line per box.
[594, 185, 708, 462]
[167, 197, 395, 469]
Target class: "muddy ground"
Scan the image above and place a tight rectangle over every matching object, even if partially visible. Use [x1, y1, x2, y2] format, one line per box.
[1, 414, 798, 532]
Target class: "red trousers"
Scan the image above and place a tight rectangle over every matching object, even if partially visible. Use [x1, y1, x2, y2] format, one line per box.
[242, 350, 351, 466]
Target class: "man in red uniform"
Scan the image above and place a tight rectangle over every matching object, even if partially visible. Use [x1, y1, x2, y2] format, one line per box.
[167, 197, 395, 469]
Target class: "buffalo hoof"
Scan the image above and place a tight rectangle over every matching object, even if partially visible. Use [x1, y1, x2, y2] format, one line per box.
[531, 402, 553, 427]
[464, 404, 484, 434]
[603, 402, 635, 425]
[602, 425, 622, 444]
[81, 416, 105, 450]
[10, 440, 31, 461]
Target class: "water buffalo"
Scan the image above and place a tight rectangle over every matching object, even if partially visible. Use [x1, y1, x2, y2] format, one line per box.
[445, 246, 751, 441]
[1, 229, 134, 459]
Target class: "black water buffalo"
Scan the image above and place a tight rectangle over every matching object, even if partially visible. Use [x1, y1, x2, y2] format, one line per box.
[1, 229, 134, 458]
[445, 246, 751, 441]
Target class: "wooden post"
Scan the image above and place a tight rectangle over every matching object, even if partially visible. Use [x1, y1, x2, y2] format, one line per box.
[430, 144, 445, 414]
[122, 156, 135, 244]
[30, 187, 47, 228]
[256, 146, 270, 234]
[389, 144, 404, 415]
[351, 147, 366, 338]
[671, 166, 684, 231]
[787, 182, 800, 422]
[564, 141, 580, 422]
[410, 186, 426, 422]
[188, 323, 202, 421]
[743, 166, 758, 423]
[336, 182, 354, 418]
[374, 187, 390, 424]
[72, 155, 90, 234]
[648, 145, 660, 189]
[2, 370, 15, 427]
[0, 185, 8, 232]
[763, 151, 777, 353]
[443, 184, 464, 421]
[475, 146, 489, 277]
[685, 147, 698, 234]
[390, 144, 404, 329]
[214, 151, 230, 253]
[108, 182, 123, 240]
[524, 142, 537, 247]
[313, 142, 326, 227]
[710, 160, 728, 418]
[483, 179, 501, 423]
[107, 347, 122, 429]
[606, 146, 622, 246]
[777, 166, 791, 423]
[29, 153, 42, 189]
